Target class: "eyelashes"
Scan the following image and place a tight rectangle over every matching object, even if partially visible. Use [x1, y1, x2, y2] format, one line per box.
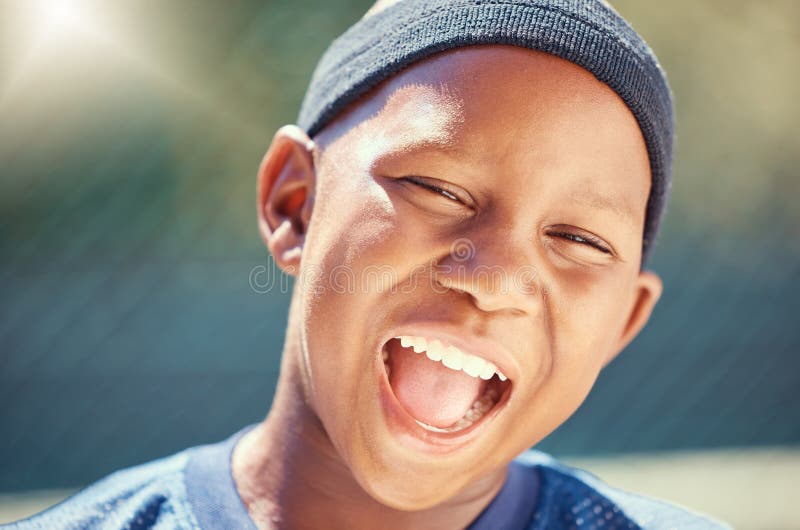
[401, 176, 614, 255]
[400, 176, 469, 205]
[546, 230, 613, 254]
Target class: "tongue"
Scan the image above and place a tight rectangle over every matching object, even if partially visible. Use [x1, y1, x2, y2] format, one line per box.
[387, 339, 486, 428]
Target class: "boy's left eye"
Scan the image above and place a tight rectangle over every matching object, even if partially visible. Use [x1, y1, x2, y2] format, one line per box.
[549, 229, 613, 254]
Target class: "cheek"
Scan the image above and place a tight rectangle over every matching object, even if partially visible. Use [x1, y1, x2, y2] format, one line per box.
[546, 267, 635, 387]
[509, 269, 635, 446]
[294, 175, 407, 436]
[309, 172, 399, 268]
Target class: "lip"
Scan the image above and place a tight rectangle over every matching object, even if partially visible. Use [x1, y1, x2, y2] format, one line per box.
[374, 322, 517, 453]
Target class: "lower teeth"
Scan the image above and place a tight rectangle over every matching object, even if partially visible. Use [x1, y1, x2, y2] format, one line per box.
[411, 385, 500, 433]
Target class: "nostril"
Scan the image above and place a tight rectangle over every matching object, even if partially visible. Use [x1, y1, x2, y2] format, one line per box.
[432, 272, 476, 301]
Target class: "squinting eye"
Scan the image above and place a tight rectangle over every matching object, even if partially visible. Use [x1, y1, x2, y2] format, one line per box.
[402, 176, 465, 204]
[551, 231, 612, 254]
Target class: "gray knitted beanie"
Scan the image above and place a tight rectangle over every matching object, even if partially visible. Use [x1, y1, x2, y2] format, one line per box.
[297, 0, 674, 266]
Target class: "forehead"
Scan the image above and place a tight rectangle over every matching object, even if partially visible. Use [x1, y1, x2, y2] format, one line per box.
[317, 45, 650, 227]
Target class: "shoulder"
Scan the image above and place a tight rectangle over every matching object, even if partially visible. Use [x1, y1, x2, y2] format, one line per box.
[513, 450, 732, 530]
[3, 450, 200, 530]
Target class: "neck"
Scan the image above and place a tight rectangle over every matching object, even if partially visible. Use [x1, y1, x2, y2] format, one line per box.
[231, 296, 507, 530]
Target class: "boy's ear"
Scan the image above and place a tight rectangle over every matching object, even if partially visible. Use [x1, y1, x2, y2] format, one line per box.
[257, 125, 316, 276]
[603, 270, 663, 367]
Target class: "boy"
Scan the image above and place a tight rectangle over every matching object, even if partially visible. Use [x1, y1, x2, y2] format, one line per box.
[7, 1, 729, 528]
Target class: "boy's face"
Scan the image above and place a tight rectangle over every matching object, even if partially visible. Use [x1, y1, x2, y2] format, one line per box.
[259, 46, 662, 510]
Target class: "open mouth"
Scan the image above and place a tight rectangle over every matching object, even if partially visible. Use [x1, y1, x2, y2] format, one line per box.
[381, 336, 512, 434]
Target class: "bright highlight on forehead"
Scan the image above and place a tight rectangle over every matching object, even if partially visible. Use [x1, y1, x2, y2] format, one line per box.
[354, 82, 464, 169]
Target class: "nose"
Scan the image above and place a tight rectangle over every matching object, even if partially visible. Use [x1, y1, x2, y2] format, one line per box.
[433, 233, 540, 316]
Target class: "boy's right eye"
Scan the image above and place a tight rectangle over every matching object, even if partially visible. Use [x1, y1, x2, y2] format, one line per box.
[399, 176, 473, 207]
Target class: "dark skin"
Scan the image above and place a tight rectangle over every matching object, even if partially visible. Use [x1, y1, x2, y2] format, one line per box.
[233, 45, 663, 529]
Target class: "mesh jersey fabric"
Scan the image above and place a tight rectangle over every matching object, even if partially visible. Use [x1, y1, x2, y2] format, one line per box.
[3, 424, 729, 529]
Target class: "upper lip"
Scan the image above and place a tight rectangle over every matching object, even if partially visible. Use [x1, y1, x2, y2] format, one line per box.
[381, 321, 520, 383]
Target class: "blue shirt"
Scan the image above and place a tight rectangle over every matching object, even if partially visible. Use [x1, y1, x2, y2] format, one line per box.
[4, 425, 729, 529]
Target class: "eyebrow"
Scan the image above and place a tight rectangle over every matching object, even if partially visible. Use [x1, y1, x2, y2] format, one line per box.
[567, 189, 639, 227]
[390, 137, 459, 155]
[367, 136, 464, 172]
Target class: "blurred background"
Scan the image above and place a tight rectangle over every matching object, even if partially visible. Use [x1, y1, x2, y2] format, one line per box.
[1, 0, 797, 527]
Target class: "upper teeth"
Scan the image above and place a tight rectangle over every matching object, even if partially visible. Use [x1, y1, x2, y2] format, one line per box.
[396, 336, 508, 381]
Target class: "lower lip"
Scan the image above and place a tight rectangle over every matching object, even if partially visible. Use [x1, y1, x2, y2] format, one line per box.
[374, 343, 511, 454]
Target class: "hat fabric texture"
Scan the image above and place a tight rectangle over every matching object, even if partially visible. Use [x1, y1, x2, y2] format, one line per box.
[297, 0, 675, 266]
